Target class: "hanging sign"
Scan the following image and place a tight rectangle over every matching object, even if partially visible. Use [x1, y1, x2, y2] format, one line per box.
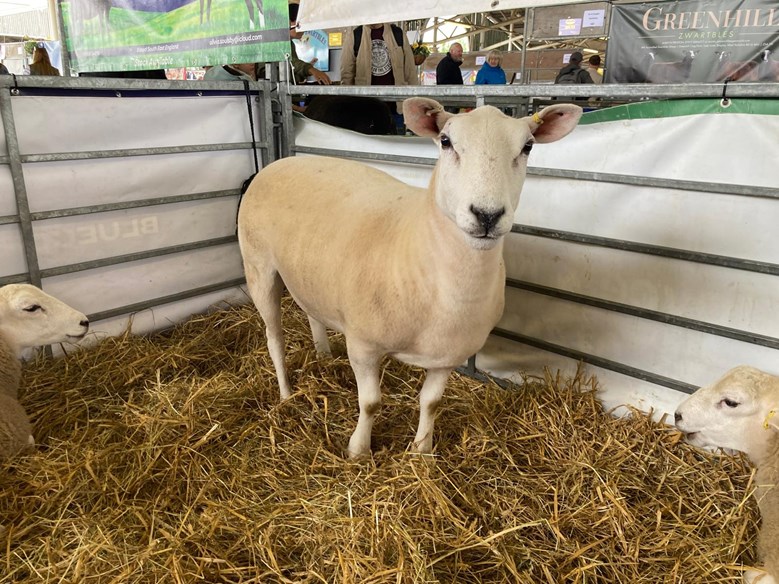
[60, 0, 290, 73]
[606, 0, 779, 83]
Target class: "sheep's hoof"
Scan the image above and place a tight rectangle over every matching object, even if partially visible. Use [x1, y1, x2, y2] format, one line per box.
[346, 437, 371, 460]
[744, 568, 776, 584]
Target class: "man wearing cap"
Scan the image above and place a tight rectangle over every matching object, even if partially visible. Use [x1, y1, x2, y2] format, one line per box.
[554, 51, 594, 85]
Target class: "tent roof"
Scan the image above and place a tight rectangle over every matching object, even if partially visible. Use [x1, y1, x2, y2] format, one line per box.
[297, 0, 592, 31]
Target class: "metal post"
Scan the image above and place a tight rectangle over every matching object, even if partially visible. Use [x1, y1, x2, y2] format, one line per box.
[53, 0, 72, 77]
[0, 88, 41, 286]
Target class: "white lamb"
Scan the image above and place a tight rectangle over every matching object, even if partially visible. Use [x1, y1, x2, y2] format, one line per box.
[675, 365, 779, 584]
[238, 97, 582, 458]
[0, 284, 89, 461]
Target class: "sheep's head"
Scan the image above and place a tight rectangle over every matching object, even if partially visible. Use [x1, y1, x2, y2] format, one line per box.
[0, 284, 89, 355]
[403, 98, 582, 251]
[675, 365, 779, 465]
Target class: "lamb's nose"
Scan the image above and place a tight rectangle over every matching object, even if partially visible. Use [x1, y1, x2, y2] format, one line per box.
[80, 319, 90, 329]
[674, 411, 682, 424]
[470, 205, 505, 232]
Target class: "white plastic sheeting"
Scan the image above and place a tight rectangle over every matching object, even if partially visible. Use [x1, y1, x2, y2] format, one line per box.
[293, 102, 779, 417]
[2, 91, 258, 340]
[296, 0, 592, 31]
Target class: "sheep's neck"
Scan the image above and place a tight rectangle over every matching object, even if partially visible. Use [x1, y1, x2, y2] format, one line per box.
[754, 434, 779, 505]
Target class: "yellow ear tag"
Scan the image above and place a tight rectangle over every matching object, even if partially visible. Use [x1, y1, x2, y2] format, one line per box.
[532, 112, 543, 125]
[764, 409, 777, 430]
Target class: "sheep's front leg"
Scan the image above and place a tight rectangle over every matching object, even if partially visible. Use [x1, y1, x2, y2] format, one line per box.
[414, 368, 452, 454]
[346, 341, 382, 458]
[307, 315, 332, 357]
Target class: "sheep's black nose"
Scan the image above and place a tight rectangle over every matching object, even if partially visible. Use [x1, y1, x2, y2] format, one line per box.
[80, 319, 90, 328]
[674, 411, 682, 424]
[470, 205, 505, 232]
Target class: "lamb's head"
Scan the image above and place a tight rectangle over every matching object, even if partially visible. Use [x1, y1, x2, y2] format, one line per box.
[0, 284, 89, 355]
[675, 365, 779, 465]
[403, 98, 582, 251]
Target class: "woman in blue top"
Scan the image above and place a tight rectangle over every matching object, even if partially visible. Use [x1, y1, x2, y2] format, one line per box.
[475, 50, 507, 85]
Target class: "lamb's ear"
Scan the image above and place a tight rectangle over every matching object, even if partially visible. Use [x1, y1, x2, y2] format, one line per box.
[525, 104, 583, 144]
[403, 98, 453, 137]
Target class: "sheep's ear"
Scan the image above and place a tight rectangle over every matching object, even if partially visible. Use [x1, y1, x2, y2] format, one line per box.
[403, 98, 453, 137]
[525, 104, 583, 144]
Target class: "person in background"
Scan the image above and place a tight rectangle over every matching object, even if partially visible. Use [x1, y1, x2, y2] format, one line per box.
[587, 54, 603, 84]
[288, 3, 330, 85]
[0, 61, 9, 75]
[339, 22, 417, 87]
[29, 45, 59, 76]
[203, 62, 258, 82]
[436, 42, 463, 85]
[475, 49, 506, 85]
[554, 51, 593, 85]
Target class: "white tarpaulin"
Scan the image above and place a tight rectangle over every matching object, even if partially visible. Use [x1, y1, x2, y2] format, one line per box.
[296, 0, 592, 30]
[1, 91, 258, 340]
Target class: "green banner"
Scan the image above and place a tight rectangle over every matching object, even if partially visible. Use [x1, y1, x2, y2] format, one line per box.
[60, 0, 289, 73]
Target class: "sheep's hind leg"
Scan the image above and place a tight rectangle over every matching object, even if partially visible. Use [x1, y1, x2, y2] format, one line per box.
[346, 340, 382, 458]
[245, 264, 292, 399]
[413, 368, 452, 454]
[308, 316, 332, 357]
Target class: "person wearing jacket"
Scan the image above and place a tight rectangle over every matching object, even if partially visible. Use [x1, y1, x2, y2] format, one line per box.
[554, 51, 593, 84]
[475, 49, 507, 85]
[436, 42, 464, 85]
[340, 23, 417, 87]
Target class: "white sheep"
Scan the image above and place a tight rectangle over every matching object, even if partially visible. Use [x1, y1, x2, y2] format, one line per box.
[675, 365, 779, 584]
[0, 284, 89, 461]
[238, 97, 582, 458]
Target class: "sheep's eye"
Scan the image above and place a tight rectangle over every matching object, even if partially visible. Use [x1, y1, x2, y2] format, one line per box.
[439, 134, 452, 149]
[522, 141, 534, 155]
[722, 398, 740, 408]
[23, 304, 42, 313]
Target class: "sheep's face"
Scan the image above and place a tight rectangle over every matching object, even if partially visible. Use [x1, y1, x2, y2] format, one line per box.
[675, 366, 779, 463]
[0, 284, 89, 353]
[402, 99, 582, 251]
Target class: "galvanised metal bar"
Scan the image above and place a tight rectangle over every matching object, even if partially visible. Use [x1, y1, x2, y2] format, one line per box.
[0, 274, 32, 286]
[85, 277, 247, 323]
[279, 81, 296, 160]
[0, 215, 19, 226]
[529, 167, 779, 201]
[512, 225, 779, 277]
[22, 142, 268, 163]
[0, 75, 275, 95]
[0, 155, 9, 164]
[40, 236, 237, 278]
[294, 145, 436, 167]
[0, 86, 41, 287]
[491, 327, 698, 394]
[294, 147, 779, 201]
[506, 278, 779, 351]
[281, 82, 779, 100]
[261, 90, 275, 166]
[31, 190, 239, 221]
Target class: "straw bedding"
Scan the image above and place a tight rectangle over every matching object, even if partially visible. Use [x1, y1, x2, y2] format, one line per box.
[0, 298, 761, 583]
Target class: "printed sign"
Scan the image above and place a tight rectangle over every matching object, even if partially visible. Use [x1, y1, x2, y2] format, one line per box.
[293, 29, 329, 72]
[59, 0, 289, 73]
[583, 9, 605, 28]
[606, 0, 779, 83]
[559, 18, 582, 36]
